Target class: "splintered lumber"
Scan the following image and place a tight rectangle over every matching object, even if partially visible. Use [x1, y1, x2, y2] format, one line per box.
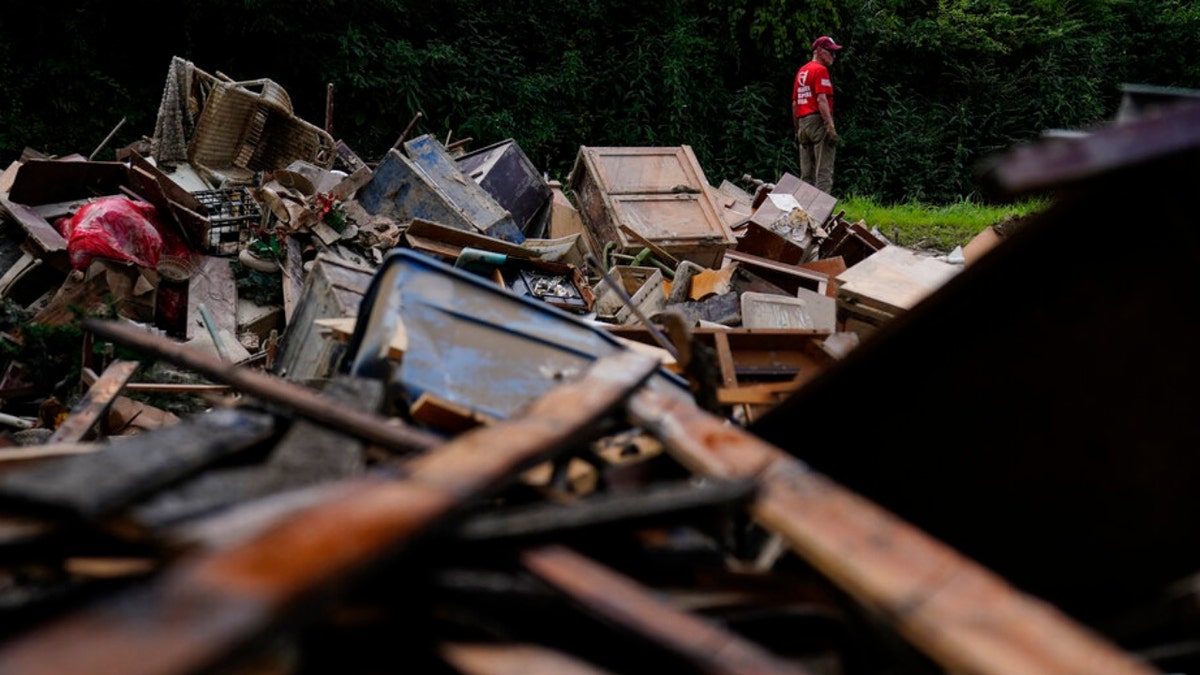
[47, 359, 140, 444]
[625, 389, 1158, 675]
[455, 478, 756, 543]
[0, 196, 67, 256]
[0, 351, 661, 675]
[522, 545, 813, 675]
[83, 318, 444, 455]
[0, 409, 276, 518]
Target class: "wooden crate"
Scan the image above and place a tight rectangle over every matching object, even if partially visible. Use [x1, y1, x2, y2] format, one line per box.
[568, 146, 735, 268]
[274, 254, 375, 382]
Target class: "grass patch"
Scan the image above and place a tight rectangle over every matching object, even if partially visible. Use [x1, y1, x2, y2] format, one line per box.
[837, 195, 1047, 252]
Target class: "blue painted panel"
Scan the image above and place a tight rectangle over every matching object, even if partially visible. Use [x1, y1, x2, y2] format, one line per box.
[403, 135, 524, 243]
[345, 249, 689, 421]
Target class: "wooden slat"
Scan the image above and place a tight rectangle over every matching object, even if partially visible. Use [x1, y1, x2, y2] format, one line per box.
[440, 642, 616, 675]
[0, 351, 661, 675]
[626, 389, 1158, 675]
[83, 318, 445, 455]
[47, 360, 139, 444]
[0, 196, 67, 254]
[523, 545, 812, 675]
[281, 234, 305, 325]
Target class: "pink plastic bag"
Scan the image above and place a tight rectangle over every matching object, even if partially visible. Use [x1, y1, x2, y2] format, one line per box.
[56, 197, 166, 270]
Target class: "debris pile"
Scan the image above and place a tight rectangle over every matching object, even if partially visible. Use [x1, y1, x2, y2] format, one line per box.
[0, 57, 1193, 674]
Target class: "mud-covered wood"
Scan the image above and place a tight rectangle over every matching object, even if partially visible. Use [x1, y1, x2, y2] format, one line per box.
[522, 545, 813, 675]
[0, 408, 276, 518]
[129, 376, 377, 529]
[627, 388, 1157, 675]
[455, 478, 756, 544]
[0, 351, 661, 675]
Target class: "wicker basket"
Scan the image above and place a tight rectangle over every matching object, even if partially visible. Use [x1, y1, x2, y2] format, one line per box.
[187, 76, 335, 181]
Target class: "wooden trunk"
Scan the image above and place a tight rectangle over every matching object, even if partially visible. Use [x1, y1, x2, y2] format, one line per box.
[568, 146, 735, 268]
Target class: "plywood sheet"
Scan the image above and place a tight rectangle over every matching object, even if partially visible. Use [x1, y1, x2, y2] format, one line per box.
[835, 245, 959, 314]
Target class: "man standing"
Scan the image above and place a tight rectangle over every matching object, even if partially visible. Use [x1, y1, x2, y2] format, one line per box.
[793, 35, 843, 194]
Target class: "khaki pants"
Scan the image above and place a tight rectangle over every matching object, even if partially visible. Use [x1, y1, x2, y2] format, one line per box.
[796, 114, 837, 194]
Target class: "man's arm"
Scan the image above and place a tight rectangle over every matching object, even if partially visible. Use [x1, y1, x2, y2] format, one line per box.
[817, 93, 839, 143]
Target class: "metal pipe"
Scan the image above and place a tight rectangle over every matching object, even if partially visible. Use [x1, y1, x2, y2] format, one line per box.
[585, 253, 679, 361]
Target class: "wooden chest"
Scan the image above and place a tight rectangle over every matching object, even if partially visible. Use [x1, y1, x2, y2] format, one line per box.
[568, 146, 735, 268]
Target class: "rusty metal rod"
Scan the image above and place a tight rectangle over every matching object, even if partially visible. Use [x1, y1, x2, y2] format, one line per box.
[82, 319, 443, 454]
[88, 117, 127, 161]
[391, 111, 424, 150]
[324, 82, 334, 135]
[585, 253, 679, 361]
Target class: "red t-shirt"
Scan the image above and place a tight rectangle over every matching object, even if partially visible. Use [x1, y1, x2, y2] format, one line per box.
[793, 60, 834, 119]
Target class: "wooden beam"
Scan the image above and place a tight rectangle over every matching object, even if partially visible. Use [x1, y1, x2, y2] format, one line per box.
[626, 389, 1157, 675]
[48, 360, 139, 444]
[522, 545, 812, 675]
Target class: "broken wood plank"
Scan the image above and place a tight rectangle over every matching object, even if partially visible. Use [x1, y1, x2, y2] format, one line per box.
[618, 223, 680, 268]
[47, 359, 140, 444]
[6, 158, 127, 206]
[522, 545, 812, 675]
[80, 368, 232, 395]
[0, 196, 67, 255]
[0, 351, 660, 675]
[834, 245, 960, 316]
[0, 443, 99, 463]
[723, 249, 827, 296]
[0, 408, 275, 518]
[0, 251, 42, 299]
[716, 382, 800, 405]
[410, 391, 494, 434]
[281, 234, 305, 326]
[626, 389, 1156, 675]
[455, 478, 756, 544]
[439, 642, 616, 675]
[84, 318, 445, 455]
[34, 260, 158, 327]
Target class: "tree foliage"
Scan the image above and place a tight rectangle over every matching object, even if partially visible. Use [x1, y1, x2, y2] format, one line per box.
[1, 0, 1197, 203]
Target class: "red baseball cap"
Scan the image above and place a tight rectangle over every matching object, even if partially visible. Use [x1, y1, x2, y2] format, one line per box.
[812, 36, 843, 52]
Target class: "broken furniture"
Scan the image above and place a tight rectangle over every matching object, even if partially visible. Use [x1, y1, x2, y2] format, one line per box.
[817, 212, 887, 267]
[732, 172, 836, 258]
[832, 244, 960, 337]
[593, 265, 666, 325]
[608, 325, 838, 421]
[455, 138, 551, 238]
[357, 137, 523, 244]
[274, 253, 375, 382]
[340, 249, 691, 423]
[184, 67, 336, 185]
[0, 324, 1154, 675]
[569, 145, 736, 268]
